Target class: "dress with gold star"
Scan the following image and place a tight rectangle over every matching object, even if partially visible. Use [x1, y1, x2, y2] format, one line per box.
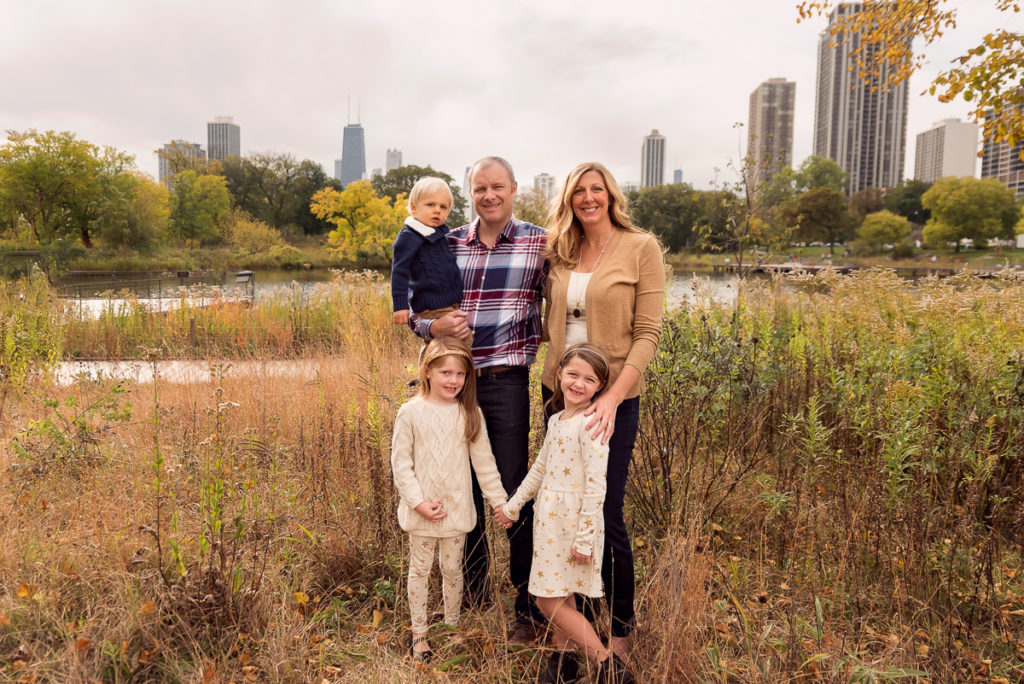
[504, 410, 608, 598]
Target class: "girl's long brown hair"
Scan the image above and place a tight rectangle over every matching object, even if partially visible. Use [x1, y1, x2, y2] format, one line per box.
[418, 336, 482, 443]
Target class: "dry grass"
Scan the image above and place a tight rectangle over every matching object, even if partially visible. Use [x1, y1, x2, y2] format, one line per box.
[1, 269, 1023, 681]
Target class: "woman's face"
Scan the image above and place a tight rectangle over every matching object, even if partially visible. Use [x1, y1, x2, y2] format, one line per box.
[570, 170, 610, 229]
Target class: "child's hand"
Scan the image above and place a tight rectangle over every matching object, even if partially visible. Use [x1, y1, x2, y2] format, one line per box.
[415, 500, 447, 521]
[571, 549, 592, 565]
[393, 309, 410, 325]
[493, 505, 513, 529]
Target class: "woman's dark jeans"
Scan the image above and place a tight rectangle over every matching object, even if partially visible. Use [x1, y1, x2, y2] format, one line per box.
[542, 385, 639, 638]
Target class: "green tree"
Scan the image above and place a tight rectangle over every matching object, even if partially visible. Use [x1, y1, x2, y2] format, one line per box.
[798, 1, 1024, 159]
[0, 129, 133, 247]
[856, 209, 911, 253]
[883, 179, 932, 225]
[96, 171, 169, 251]
[513, 188, 552, 227]
[167, 170, 231, 245]
[372, 165, 468, 228]
[628, 183, 706, 251]
[219, 154, 339, 235]
[921, 176, 1020, 248]
[794, 155, 849, 194]
[780, 187, 854, 256]
[310, 181, 407, 264]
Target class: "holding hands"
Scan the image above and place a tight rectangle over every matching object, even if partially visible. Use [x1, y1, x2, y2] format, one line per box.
[414, 500, 448, 521]
[493, 504, 513, 529]
[571, 549, 592, 565]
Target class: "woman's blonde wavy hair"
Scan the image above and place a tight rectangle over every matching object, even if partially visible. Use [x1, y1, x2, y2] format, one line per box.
[545, 161, 642, 270]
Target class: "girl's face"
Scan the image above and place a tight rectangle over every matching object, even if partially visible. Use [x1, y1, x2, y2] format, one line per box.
[425, 355, 467, 405]
[557, 356, 603, 411]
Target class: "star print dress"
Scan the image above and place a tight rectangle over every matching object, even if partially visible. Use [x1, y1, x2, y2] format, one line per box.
[504, 411, 609, 598]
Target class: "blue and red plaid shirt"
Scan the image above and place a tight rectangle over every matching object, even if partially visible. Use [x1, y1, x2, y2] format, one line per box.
[412, 216, 548, 370]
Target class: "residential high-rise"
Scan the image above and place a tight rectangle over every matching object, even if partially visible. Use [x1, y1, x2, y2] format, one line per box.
[534, 173, 556, 199]
[207, 116, 240, 162]
[980, 108, 1024, 199]
[338, 123, 366, 187]
[812, 3, 909, 193]
[641, 130, 665, 187]
[386, 148, 402, 172]
[672, 169, 683, 184]
[747, 78, 795, 189]
[913, 119, 978, 183]
[158, 140, 206, 188]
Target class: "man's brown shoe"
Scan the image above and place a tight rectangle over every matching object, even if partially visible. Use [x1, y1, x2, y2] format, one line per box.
[508, 621, 543, 645]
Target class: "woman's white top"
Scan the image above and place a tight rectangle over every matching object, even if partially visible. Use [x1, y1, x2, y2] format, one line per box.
[565, 271, 591, 348]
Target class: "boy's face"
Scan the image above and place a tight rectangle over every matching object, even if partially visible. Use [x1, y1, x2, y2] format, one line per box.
[410, 189, 452, 228]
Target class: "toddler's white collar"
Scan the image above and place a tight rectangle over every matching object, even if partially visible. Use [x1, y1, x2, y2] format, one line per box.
[404, 217, 438, 237]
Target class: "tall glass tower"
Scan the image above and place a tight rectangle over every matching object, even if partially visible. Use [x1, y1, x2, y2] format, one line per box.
[339, 124, 366, 187]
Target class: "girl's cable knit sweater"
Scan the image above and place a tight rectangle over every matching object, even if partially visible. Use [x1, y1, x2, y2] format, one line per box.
[390, 397, 507, 537]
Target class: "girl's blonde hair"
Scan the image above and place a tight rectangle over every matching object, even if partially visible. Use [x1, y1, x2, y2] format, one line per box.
[546, 161, 643, 271]
[407, 176, 454, 215]
[418, 336, 482, 443]
[546, 343, 611, 414]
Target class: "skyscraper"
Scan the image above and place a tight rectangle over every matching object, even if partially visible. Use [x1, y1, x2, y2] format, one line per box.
[534, 173, 556, 199]
[812, 3, 909, 193]
[913, 119, 978, 183]
[981, 107, 1024, 199]
[672, 169, 683, 184]
[207, 116, 240, 162]
[386, 148, 402, 172]
[641, 130, 665, 187]
[338, 123, 366, 187]
[747, 78, 795, 189]
[158, 141, 206, 188]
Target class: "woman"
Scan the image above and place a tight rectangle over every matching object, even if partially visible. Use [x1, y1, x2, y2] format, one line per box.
[541, 161, 664, 670]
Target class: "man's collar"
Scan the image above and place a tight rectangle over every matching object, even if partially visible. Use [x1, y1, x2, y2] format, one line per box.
[468, 216, 517, 245]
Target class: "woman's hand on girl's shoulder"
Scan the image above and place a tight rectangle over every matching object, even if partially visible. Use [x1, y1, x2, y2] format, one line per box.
[584, 394, 619, 445]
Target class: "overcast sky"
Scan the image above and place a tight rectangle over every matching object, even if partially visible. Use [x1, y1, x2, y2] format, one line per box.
[1, 0, 1015, 192]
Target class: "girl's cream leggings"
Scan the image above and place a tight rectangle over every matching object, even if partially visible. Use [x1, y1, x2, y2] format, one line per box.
[407, 533, 467, 633]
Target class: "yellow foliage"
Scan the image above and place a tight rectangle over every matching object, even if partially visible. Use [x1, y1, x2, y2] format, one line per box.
[309, 181, 407, 264]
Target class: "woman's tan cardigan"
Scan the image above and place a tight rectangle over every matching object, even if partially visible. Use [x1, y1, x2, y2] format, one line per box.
[542, 229, 665, 399]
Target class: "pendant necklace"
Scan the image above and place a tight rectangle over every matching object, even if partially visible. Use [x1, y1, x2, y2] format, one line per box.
[573, 230, 614, 319]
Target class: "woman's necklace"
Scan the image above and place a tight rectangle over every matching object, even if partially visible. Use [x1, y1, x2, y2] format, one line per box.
[572, 230, 614, 318]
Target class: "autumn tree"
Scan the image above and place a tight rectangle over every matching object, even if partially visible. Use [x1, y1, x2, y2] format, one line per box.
[371, 165, 468, 228]
[921, 176, 1019, 248]
[0, 129, 133, 247]
[780, 187, 854, 256]
[797, 1, 1024, 158]
[855, 209, 911, 253]
[96, 172, 169, 251]
[167, 170, 231, 245]
[513, 188, 552, 227]
[310, 181, 407, 264]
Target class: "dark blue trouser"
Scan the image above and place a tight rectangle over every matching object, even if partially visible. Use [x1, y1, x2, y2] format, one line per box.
[542, 385, 639, 638]
[463, 367, 543, 625]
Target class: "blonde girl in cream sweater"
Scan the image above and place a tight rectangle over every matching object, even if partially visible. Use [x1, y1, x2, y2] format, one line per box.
[390, 336, 510, 663]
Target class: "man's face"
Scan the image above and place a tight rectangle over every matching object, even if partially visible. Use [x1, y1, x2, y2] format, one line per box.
[471, 163, 517, 227]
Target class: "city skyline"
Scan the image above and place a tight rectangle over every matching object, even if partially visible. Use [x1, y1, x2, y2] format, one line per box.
[0, 0, 1006, 192]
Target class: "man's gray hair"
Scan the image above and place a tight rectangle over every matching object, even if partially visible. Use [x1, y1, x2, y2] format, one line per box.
[469, 156, 516, 186]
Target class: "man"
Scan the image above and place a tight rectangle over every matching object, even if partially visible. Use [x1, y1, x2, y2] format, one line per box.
[410, 156, 547, 642]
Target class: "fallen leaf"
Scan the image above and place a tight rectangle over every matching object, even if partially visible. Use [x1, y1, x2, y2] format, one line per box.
[202, 664, 217, 683]
[74, 638, 93, 652]
[138, 648, 159, 665]
[372, 609, 383, 629]
[17, 584, 35, 599]
[140, 600, 157, 615]
[916, 644, 929, 657]
[375, 633, 388, 644]
[238, 652, 251, 665]
[12, 660, 27, 672]
[0, 612, 11, 627]
[16, 674, 35, 684]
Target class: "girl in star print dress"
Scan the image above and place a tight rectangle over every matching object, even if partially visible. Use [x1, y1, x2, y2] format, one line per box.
[499, 344, 634, 683]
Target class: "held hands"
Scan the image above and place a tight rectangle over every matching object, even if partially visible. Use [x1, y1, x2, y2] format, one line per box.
[429, 310, 470, 341]
[571, 549, 592, 565]
[414, 500, 448, 521]
[584, 392, 620, 445]
[393, 309, 410, 325]
[493, 504, 513, 529]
